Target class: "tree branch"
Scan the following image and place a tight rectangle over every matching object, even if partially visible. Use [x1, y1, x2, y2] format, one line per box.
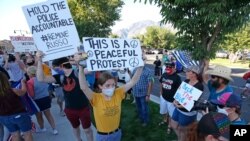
[207, 22, 221, 51]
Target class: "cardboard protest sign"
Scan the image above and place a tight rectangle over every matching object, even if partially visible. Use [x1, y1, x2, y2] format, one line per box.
[10, 36, 37, 52]
[174, 82, 202, 111]
[83, 37, 144, 71]
[22, 0, 80, 61]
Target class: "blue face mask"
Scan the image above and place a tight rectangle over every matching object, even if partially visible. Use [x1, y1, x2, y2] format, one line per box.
[54, 68, 64, 75]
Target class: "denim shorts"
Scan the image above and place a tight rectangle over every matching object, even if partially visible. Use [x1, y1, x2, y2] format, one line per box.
[0, 113, 32, 133]
[172, 109, 197, 126]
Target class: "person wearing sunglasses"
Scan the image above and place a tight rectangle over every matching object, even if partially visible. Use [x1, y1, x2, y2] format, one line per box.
[203, 63, 233, 102]
[211, 92, 247, 125]
[159, 61, 182, 134]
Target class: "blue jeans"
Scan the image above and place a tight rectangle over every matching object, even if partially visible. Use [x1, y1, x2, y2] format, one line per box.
[0, 123, 3, 141]
[0, 113, 32, 133]
[96, 129, 122, 141]
[135, 96, 149, 124]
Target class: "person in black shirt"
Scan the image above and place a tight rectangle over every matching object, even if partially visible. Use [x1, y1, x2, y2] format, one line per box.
[153, 56, 161, 77]
[159, 62, 182, 134]
[36, 51, 93, 141]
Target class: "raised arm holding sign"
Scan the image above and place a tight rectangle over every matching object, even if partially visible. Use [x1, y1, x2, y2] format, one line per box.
[76, 51, 143, 139]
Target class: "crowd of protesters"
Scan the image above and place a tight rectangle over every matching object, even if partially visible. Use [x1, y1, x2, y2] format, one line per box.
[0, 48, 249, 141]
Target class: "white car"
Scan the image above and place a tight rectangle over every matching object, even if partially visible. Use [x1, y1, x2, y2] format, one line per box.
[216, 51, 228, 58]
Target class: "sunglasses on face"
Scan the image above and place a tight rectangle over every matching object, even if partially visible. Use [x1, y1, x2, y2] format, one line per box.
[217, 104, 225, 109]
[211, 75, 219, 79]
[166, 65, 173, 68]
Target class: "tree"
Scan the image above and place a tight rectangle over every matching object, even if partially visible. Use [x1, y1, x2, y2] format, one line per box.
[68, 0, 124, 39]
[109, 33, 120, 38]
[135, 0, 250, 61]
[220, 22, 250, 53]
[134, 26, 176, 49]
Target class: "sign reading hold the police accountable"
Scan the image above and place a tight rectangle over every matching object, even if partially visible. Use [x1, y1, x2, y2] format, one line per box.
[174, 82, 202, 111]
[10, 36, 37, 52]
[83, 37, 144, 71]
[22, 0, 80, 61]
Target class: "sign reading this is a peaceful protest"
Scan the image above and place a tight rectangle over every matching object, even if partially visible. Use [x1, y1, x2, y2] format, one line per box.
[10, 36, 37, 52]
[22, 0, 79, 61]
[83, 37, 144, 71]
[174, 82, 203, 111]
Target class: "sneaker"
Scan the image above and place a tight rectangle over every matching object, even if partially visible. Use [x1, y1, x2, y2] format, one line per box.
[241, 95, 247, 99]
[158, 121, 167, 126]
[52, 129, 58, 135]
[36, 128, 47, 133]
[131, 100, 135, 104]
[60, 111, 65, 116]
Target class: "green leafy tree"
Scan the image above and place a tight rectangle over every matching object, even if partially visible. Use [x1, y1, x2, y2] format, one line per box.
[68, 0, 124, 39]
[109, 33, 120, 38]
[220, 22, 250, 53]
[135, 0, 250, 61]
[134, 26, 176, 49]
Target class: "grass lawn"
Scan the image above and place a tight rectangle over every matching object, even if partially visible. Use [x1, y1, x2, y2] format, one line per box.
[120, 99, 177, 141]
[210, 58, 250, 69]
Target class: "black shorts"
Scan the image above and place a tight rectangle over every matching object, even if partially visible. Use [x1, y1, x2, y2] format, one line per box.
[34, 96, 51, 111]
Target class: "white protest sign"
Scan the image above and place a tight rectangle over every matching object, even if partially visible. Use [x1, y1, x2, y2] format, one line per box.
[22, 0, 80, 61]
[10, 36, 37, 52]
[83, 37, 144, 71]
[174, 82, 202, 111]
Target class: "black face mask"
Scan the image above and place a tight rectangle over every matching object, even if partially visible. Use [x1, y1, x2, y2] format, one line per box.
[27, 61, 35, 66]
[211, 79, 221, 89]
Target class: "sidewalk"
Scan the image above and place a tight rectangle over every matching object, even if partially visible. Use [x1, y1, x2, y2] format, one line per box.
[32, 95, 160, 141]
[32, 99, 97, 141]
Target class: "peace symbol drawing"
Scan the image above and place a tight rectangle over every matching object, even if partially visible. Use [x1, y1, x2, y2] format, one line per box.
[130, 40, 138, 48]
[87, 51, 93, 57]
[129, 57, 139, 67]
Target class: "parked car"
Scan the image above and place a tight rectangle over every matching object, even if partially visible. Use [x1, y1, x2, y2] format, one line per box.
[145, 50, 155, 54]
[145, 49, 159, 54]
[215, 50, 228, 58]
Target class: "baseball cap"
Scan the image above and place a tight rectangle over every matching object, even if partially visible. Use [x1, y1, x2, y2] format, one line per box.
[184, 65, 200, 74]
[52, 57, 69, 67]
[197, 112, 230, 140]
[211, 92, 242, 108]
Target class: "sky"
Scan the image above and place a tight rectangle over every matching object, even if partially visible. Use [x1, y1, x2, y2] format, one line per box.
[0, 0, 162, 40]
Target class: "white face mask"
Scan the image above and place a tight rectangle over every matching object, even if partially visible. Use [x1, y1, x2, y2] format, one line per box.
[102, 87, 115, 97]
[217, 106, 229, 116]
